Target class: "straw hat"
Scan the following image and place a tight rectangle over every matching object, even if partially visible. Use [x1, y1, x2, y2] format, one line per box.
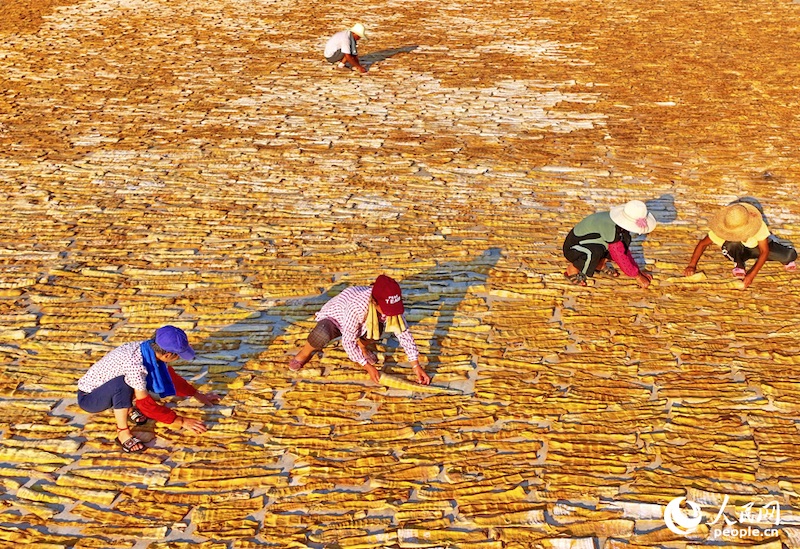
[609, 200, 657, 234]
[708, 202, 763, 241]
[350, 23, 367, 39]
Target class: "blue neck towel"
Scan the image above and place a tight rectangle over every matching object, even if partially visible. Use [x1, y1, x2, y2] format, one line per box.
[140, 340, 176, 398]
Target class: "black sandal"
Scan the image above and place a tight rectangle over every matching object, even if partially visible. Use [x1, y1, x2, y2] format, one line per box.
[116, 427, 146, 453]
[564, 272, 588, 286]
[599, 263, 620, 277]
[128, 406, 148, 426]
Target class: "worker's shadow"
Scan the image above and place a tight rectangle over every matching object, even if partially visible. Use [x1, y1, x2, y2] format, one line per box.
[628, 194, 677, 267]
[731, 196, 795, 248]
[733, 196, 769, 224]
[361, 45, 417, 69]
[193, 246, 501, 395]
[378, 247, 501, 376]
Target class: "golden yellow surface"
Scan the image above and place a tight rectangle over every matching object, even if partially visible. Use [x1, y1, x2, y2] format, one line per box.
[1, 0, 799, 546]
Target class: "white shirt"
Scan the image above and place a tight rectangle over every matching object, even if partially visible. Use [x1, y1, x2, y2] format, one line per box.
[77, 341, 149, 393]
[324, 30, 357, 58]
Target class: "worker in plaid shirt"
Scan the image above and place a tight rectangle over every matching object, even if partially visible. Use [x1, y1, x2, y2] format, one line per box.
[289, 275, 430, 385]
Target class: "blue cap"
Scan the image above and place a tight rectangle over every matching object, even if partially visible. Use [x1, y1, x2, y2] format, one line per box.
[155, 325, 196, 360]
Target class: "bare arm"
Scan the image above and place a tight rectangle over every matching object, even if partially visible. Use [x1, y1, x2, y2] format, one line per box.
[685, 236, 712, 275]
[343, 53, 367, 73]
[742, 239, 770, 289]
[412, 362, 430, 385]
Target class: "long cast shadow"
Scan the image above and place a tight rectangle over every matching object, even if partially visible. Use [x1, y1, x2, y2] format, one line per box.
[731, 196, 795, 248]
[194, 246, 502, 394]
[361, 45, 418, 69]
[629, 193, 677, 266]
[375, 247, 501, 381]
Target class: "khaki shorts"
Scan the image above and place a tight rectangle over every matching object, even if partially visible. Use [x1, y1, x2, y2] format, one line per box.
[326, 50, 345, 63]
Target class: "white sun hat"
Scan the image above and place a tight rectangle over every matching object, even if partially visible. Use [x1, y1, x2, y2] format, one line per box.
[609, 200, 657, 234]
[350, 23, 367, 39]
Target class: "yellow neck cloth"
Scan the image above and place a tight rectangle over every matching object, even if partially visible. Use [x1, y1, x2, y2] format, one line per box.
[365, 300, 408, 340]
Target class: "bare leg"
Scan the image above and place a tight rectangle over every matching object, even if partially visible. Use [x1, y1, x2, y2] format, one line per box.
[565, 262, 580, 276]
[564, 261, 587, 286]
[292, 342, 317, 367]
[113, 407, 130, 432]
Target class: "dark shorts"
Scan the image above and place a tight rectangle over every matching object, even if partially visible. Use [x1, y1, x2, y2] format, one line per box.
[325, 50, 345, 64]
[307, 318, 342, 349]
[721, 239, 797, 267]
[563, 230, 610, 277]
[77, 375, 134, 413]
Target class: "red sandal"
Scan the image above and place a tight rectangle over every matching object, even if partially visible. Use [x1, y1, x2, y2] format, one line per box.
[116, 427, 146, 453]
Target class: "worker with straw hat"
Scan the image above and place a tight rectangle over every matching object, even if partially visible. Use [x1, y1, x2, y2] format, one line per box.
[685, 200, 796, 289]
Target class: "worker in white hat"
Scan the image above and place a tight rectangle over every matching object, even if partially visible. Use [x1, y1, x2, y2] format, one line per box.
[324, 23, 368, 73]
[562, 200, 657, 288]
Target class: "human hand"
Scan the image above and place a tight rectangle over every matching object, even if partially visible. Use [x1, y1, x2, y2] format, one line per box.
[684, 265, 696, 277]
[194, 392, 221, 406]
[177, 416, 207, 434]
[636, 271, 652, 289]
[742, 272, 755, 289]
[365, 363, 381, 384]
[413, 365, 430, 386]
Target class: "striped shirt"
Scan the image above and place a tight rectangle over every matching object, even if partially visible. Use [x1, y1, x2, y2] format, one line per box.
[77, 341, 148, 393]
[316, 286, 419, 366]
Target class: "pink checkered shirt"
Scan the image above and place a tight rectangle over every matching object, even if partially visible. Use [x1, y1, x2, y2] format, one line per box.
[316, 286, 419, 366]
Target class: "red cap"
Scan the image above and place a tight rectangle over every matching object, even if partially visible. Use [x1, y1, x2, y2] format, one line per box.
[371, 275, 404, 316]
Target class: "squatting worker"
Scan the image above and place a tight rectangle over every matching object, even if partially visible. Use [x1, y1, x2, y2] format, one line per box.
[324, 23, 368, 73]
[76, 325, 220, 453]
[289, 275, 431, 385]
[562, 200, 657, 288]
[685, 200, 797, 289]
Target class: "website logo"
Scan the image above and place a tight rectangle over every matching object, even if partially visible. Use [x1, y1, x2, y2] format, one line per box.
[664, 497, 703, 535]
[663, 495, 781, 539]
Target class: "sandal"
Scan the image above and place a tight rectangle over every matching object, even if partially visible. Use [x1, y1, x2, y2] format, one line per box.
[785, 261, 796, 272]
[116, 427, 145, 453]
[128, 406, 148, 426]
[732, 267, 746, 279]
[288, 358, 305, 372]
[599, 263, 620, 277]
[564, 272, 588, 286]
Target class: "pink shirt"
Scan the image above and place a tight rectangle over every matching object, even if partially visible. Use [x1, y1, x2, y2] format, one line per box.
[608, 241, 641, 277]
[316, 286, 419, 366]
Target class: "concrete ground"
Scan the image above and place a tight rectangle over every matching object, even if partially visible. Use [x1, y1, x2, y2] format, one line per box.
[1, 0, 799, 547]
